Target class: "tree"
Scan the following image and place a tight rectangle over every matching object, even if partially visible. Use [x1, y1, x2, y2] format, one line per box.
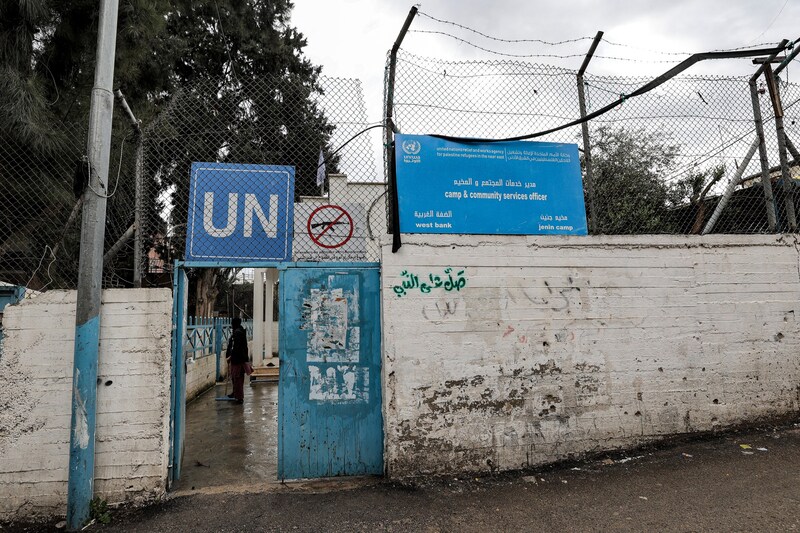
[0, 0, 173, 288]
[144, 1, 338, 313]
[587, 126, 680, 234]
[1, 0, 336, 297]
[668, 164, 726, 234]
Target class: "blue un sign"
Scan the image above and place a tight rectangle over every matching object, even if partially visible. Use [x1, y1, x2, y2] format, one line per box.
[185, 162, 295, 262]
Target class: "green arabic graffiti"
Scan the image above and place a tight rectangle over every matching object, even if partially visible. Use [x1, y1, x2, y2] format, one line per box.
[392, 268, 467, 297]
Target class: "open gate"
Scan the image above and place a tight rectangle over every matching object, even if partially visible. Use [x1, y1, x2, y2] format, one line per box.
[278, 266, 383, 479]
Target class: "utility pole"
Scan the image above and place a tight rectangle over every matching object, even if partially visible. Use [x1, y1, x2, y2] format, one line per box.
[66, 0, 119, 529]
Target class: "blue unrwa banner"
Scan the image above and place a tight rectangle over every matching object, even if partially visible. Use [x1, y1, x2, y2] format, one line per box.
[395, 134, 587, 235]
[185, 162, 294, 261]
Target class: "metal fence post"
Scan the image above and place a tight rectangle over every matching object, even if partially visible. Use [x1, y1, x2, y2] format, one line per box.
[748, 40, 787, 232]
[385, 6, 417, 252]
[576, 31, 603, 234]
[764, 62, 797, 232]
[214, 319, 223, 381]
[67, 0, 119, 529]
[133, 134, 144, 287]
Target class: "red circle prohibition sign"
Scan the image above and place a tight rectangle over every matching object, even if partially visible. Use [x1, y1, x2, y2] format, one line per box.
[307, 204, 354, 249]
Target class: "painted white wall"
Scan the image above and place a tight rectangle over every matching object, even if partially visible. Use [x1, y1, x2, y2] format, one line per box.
[328, 174, 387, 263]
[381, 234, 800, 477]
[0, 289, 172, 520]
[251, 268, 278, 368]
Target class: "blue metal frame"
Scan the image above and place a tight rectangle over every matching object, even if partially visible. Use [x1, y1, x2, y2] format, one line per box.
[214, 321, 223, 381]
[277, 269, 288, 479]
[185, 317, 253, 360]
[177, 260, 380, 270]
[168, 267, 188, 486]
[0, 285, 25, 353]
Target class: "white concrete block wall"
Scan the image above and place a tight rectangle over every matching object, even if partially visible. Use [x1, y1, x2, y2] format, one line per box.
[186, 353, 221, 401]
[381, 234, 800, 477]
[329, 174, 387, 262]
[0, 289, 172, 520]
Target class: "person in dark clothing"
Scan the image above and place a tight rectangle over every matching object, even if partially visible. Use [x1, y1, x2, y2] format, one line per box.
[225, 317, 249, 404]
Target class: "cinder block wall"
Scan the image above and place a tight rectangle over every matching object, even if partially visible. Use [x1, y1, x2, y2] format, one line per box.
[186, 353, 220, 401]
[0, 289, 172, 520]
[382, 234, 800, 477]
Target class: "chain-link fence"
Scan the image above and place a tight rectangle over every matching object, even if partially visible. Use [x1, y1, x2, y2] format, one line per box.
[0, 75, 385, 293]
[138, 75, 385, 283]
[5, 43, 800, 294]
[0, 112, 139, 291]
[389, 49, 800, 235]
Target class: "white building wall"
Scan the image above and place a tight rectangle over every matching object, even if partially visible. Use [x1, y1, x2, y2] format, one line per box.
[328, 174, 387, 262]
[296, 174, 387, 263]
[381, 234, 800, 477]
[0, 289, 172, 520]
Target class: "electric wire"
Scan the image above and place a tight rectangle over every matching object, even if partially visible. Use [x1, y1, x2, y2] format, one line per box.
[213, 0, 242, 89]
[86, 132, 131, 199]
[747, 0, 790, 44]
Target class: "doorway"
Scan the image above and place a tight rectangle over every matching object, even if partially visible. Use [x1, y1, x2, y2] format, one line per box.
[169, 263, 383, 489]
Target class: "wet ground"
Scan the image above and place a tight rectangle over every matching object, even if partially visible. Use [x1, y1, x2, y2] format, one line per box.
[94, 421, 800, 532]
[5, 392, 799, 531]
[176, 380, 280, 493]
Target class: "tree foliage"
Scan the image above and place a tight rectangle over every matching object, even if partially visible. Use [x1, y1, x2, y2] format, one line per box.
[588, 126, 680, 234]
[1, 0, 335, 292]
[1, 0, 175, 287]
[587, 127, 731, 235]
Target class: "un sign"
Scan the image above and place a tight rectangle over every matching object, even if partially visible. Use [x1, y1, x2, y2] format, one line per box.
[185, 162, 295, 262]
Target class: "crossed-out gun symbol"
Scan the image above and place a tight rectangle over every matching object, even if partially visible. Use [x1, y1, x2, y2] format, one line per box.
[310, 220, 348, 233]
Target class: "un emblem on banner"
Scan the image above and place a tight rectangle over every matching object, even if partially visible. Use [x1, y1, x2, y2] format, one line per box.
[400, 138, 422, 164]
[401, 139, 421, 155]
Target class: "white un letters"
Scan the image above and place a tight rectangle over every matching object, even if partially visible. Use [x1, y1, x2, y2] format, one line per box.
[203, 192, 278, 238]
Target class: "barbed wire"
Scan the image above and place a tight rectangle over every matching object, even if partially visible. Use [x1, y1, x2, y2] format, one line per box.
[416, 11, 594, 46]
[409, 29, 688, 63]
[602, 38, 786, 56]
[391, 47, 800, 234]
[414, 10, 789, 65]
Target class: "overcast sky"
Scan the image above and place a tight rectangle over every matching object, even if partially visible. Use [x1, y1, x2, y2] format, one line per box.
[292, 0, 799, 125]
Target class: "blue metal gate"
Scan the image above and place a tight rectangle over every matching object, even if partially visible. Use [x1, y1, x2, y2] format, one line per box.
[278, 266, 383, 479]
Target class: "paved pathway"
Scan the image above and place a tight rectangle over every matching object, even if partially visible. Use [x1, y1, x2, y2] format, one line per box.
[176, 381, 279, 493]
[109, 422, 800, 532]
